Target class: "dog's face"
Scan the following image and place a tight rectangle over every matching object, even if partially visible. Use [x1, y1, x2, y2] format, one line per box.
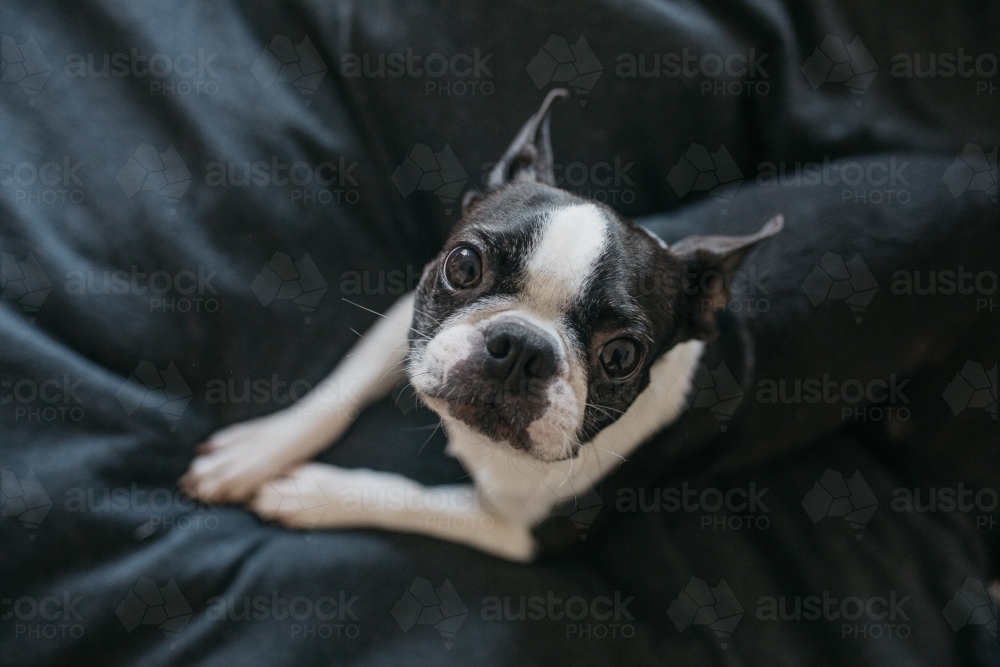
[407, 90, 781, 461]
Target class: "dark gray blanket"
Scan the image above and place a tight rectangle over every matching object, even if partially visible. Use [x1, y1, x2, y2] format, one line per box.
[1, 1, 997, 665]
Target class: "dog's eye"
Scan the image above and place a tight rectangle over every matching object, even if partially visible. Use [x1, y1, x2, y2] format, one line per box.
[600, 337, 642, 380]
[444, 246, 482, 289]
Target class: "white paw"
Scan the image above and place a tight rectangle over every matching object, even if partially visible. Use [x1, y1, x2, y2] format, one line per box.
[250, 463, 356, 529]
[179, 412, 307, 504]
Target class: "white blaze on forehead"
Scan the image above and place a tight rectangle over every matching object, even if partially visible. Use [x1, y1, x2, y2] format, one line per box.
[523, 204, 608, 313]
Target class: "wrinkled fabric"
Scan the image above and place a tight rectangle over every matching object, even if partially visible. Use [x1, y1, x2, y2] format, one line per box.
[1, 1, 997, 665]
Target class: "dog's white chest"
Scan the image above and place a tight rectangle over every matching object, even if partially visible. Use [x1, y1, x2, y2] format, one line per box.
[443, 339, 705, 526]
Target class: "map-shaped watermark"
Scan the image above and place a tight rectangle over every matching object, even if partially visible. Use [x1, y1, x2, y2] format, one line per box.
[116, 143, 192, 211]
[0, 468, 51, 540]
[667, 577, 743, 648]
[802, 35, 878, 105]
[392, 578, 468, 649]
[391, 143, 468, 214]
[667, 143, 743, 213]
[526, 35, 602, 105]
[115, 360, 192, 431]
[1, 35, 52, 104]
[942, 577, 998, 637]
[690, 361, 743, 431]
[251, 35, 327, 104]
[942, 144, 997, 202]
[802, 252, 878, 323]
[942, 360, 997, 420]
[1, 251, 51, 320]
[251, 252, 327, 323]
[117, 577, 193, 640]
[802, 469, 878, 540]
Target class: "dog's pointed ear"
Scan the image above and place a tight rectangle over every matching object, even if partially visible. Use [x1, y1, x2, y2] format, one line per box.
[671, 214, 784, 341]
[462, 88, 570, 215]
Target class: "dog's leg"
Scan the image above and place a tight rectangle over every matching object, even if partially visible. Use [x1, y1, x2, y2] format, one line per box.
[180, 293, 415, 503]
[251, 462, 537, 562]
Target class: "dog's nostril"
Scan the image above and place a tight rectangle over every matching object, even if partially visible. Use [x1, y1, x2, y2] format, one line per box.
[524, 348, 556, 379]
[483, 320, 558, 385]
[486, 334, 511, 359]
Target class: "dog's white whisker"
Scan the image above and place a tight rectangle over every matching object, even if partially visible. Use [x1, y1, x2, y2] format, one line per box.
[416, 419, 444, 456]
[594, 447, 626, 463]
[411, 305, 442, 325]
[342, 297, 431, 340]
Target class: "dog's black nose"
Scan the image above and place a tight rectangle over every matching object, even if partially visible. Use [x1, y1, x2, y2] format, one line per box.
[483, 320, 557, 386]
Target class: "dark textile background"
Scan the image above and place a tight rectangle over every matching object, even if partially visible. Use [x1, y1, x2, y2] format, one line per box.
[1, 1, 997, 665]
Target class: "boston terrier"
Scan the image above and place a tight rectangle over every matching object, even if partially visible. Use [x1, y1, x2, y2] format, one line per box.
[179, 89, 783, 561]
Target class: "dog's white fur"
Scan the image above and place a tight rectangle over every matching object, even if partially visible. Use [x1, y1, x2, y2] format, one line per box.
[523, 204, 608, 315]
[182, 203, 704, 562]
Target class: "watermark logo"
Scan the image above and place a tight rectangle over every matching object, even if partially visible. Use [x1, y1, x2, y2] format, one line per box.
[942, 144, 997, 201]
[116, 143, 192, 211]
[0, 469, 51, 540]
[801, 252, 878, 323]
[690, 361, 743, 431]
[2, 373, 86, 423]
[942, 577, 998, 637]
[616, 482, 771, 532]
[480, 156, 636, 205]
[115, 361, 192, 431]
[942, 361, 997, 420]
[890, 484, 998, 531]
[392, 578, 468, 649]
[549, 489, 603, 540]
[667, 144, 743, 213]
[64, 48, 220, 96]
[757, 156, 910, 205]
[64, 265, 221, 314]
[756, 373, 910, 423]
[802, 469, 878, 540]
[667, 578, 743, 648]
[390, 380, 421, 416]
[251, 252, 327, 323]
[204, 590, 360, 640]
[251, 35, 327, 104]
[1, 35, 52, 104]
[254, 469, 329, 528]
[64, 483, 218, 538]
[1, 252, 51, 320]
[480, 590, 635, 639]
[757, 590, 911, 639]
[205, 155, 360, 205]
[2, 590, 85, 640]
[116, 578, 192, 640]
[890, 266, 997, 313]
[204, 375, 313, 406]
[890, 50, 998, 95]
[527, 35, 602, 105]
[339, 48, 493, 96]
[615, 48, 770, 96]
[391, 144, 467, 215]
[683, 262, 771, 315]
[2, 156, 85, 206]
[802, 35, 878, 105]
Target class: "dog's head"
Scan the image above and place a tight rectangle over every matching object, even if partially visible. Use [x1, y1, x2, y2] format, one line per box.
[407, 89, 782, 461]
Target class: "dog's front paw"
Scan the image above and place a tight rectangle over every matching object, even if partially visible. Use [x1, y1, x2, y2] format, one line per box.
[250, 463, 355, 529]
[179, 412, 306, 504]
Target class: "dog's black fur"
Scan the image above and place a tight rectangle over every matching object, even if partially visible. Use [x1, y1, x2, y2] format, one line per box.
[534, 153, 999, 560]
[410, 91, 783, 453]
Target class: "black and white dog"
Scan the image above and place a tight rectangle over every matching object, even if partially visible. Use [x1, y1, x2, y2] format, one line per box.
[180, 88, 785, 561]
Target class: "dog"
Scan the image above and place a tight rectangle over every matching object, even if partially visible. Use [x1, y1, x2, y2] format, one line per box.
[179, 89, 783, 561]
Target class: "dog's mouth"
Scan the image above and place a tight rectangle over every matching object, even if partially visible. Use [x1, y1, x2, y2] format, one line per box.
[407, 311, 587, 460]
[418, 372, 554, 453]
[414, 374, 584, 461]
